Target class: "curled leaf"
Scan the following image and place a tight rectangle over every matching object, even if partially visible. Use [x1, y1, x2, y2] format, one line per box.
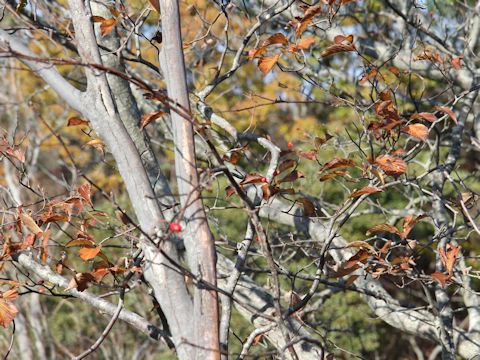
[410, 112, 439, 122]
[375, 155, 407, 177]
[320, 43, 354, 58]
[262, 33, 289, 47]
[257, 55, 280, 75]
[141, 111, 167, 130]
[401, 123, 429, 141]
[431, 272, 449, 289]
[366, 224, 400, 237]
[348, 186, 383, 198]
[79, 245, 102, 261]
[67, 117, 89, 126]
[319, 158, 356, 173]
[279, 170, 305, 183]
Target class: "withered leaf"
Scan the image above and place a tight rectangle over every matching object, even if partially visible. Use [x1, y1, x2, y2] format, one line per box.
[344, 248, 371, 269]
[296, 37, 315, 50]
[401, 214, 428, 240]
[297, 197, 315, 216]
[401, 123, 429, 141]
[451, 55, 463, 70]
[19, 213, 42, 235]
[65, 273, 95, 292]
[334, 34, 354, 44]
[410, 112, 439, 122]
[262, 33, 289, 47]
[298, 150, 317, 160]
[278, 159, 295, 173]
[431, 272, 449, 289]
[366, 224, 400, 237]
[359, 69, 378, 84]
[279, 170, 305, 183]
[225, 186, 236, 198]
[79, 244, 102, 261]
[140, 111, 167, 130]
[67, 117, 89, 126]
[82, 139, 105, 148]
[344, 240, 376, 252]
[433, 106, 457, 124]
[5, 148, 25, 163]
[319, 169, 348, 181]
[320, 43, 354, 58]
[257, 55, 280, 75]
[375, 155, 407, 177]
[100, 19, 118, 37]
[319, 158, 356, 173]
[314, 133, 333, 148]
[78, 183, 92, 205]
[147, 0, 160, 12]
[348, 186, 383, 198]
[240, 174, 265, 186]
[439, 244, 461, 276]
[0, 298, 18, 329]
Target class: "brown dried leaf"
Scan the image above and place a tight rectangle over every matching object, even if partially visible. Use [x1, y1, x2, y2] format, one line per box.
[410, 112, 439, 122]
[433, 106, 457, 124]
[359, 69, 378, 84]
[401, 214, 428, 240]
[19, 213, 42, 235]
[334, 34, 354, 44]
[344, 248, 371, 269]
[297, 197, 315, 216]
[298, 150, 317, 161]
[279, 170, 305, 183]
[67, 117, 89, 126]
[439, 244, 461, 276]
[240, 174, 265, 186]
[314, 133, 333, 148]
[294, 5, 322, 38]
[0, 298, 18, 329]
[319, 158, 356, 173]
[92, 16, 106, 22]
[401, 123, 429, 141]
[82, 139, 105, 148]
[320, 43, 354, 58]
[147, 0, 160, 12]
[348, 186, 383, 198]
[100, 19, 118, 37]
[262, 33, 289, 47]
[366, 224, 400, 237]
[296, 37, 315, 50]
[78, 183, 92, 205]
[278, 159, 295, 173]
[79, 245, 102, 261]
[225, 186, 235, 198]
[431, 272, 449, 289]
[257, 55, 280, 75]
[65, 239, 95, 248]
[319, 170, 348, 181]
[140, 111, 167, 130]
[375, 155, 407, 177]
[344, 241, 376, 252]
[65, 273, 95, 292]
[247, 47, 267, 60]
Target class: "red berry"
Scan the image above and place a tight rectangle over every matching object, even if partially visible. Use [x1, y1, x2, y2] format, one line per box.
[287, 141, 293, 148]
[273, 171, 278, 177]
[39, 289, 45, 293]
[8, 225, 12, 230]
[255, 237, 259, 241]
[169, 222, 182, 232]
[261, 177, 267, 183]
[429, 10, 434, 15]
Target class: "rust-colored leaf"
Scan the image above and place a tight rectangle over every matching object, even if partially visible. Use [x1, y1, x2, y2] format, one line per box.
[375, 155, 407, 177]
[294, 5, 322, 39]
[296, 37, 315, 50]
[344, 241, 376, 252]
[431, 272, 449, 289]
[240, 174, 265, 186]
[140, 111, 167, 130]
[65, 238, 95, 247]
[279, 170, 305, 183]
[334, 34, 354, 44]
[78, 183, 92, 205]
[262, 33, 289, 47]
[401, 214, 428, 240]
[1, 289, 18, 301]
[0, 298, 18, 329]
[401, 123, 429, 141]
[82, 139, 105, 148]
[344, 248, 371, 269]
[359, 69, 377, 84]
[297, 197, 315, 216]
[79, 244, 102, 261]
[257, 55, 280, 75]
[320, 43, 354, 58]
[314, 133, 333, 148]
[345, 275, 359, 286]
[92, 16, 106, 22]
[433, 106, 457, 124]
[252, 332, 264, 346]
[366, 224, 400, 237]
[147, 0, 160, 12]
[100, 19, 118, 37]
[6, 148, 25, 163]
[451, 55, 463, 70]
[410, 112, 439, 122]
[247, 47, 267, 60]
[348, 186, 383, 198]
[439, 244, 461, 276]
[225, 186, 235, 198]
[91, 267, 110, 282]
[298, 150, 317, 161]
[319, 170, 348, 181]
[319, 158, 356, 173]
[67, 117, 89, 126]
[65, 273, 95, 292]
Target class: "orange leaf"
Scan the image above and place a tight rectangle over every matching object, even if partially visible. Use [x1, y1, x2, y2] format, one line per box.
[451, 56, 463, 70]
[247, 47, 267, 60]
[67, 117, 89, 126]
[6, 148, 25, 163]
[19, 213, 42, 234]
[296, 37, 315, 50]
[431, 272, 449, 289]
[78, 183, 92, 205]
[82, 139, 105, 148]
[225, 186, 235, 198]
[319, 170, 348, 181]
[375, 155, 407, 177]
[262, 33, 289, 47]
[79, 245, 102, 261]
[65, 239, 95, 247]
[100, 19, 118, 37]
[92, 16, 107, 22]
[401, 123, 429, 141]
[278, 170, 305, 183]
[320, 43, 354, 58]
[359, 69, 378, 84]
[0, 298, 18, 329]
[410, 112, 439, 122]
[257, 55, 280, 75]
[344, 241, 376, 252]
[294, 5, 322, 39]
[401, 215, 428, 240]
[319, 158, 356, 173]
[140, 111, 167, 130]
[439, 244, 461, 275]
[344, 248, 371, 269]
[348, 186, 383, 198]
[433, 106, 457, 124]
[366, 224, 400, 237]
[334, 34, 354, 44]
[252, 332, 264, 346]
